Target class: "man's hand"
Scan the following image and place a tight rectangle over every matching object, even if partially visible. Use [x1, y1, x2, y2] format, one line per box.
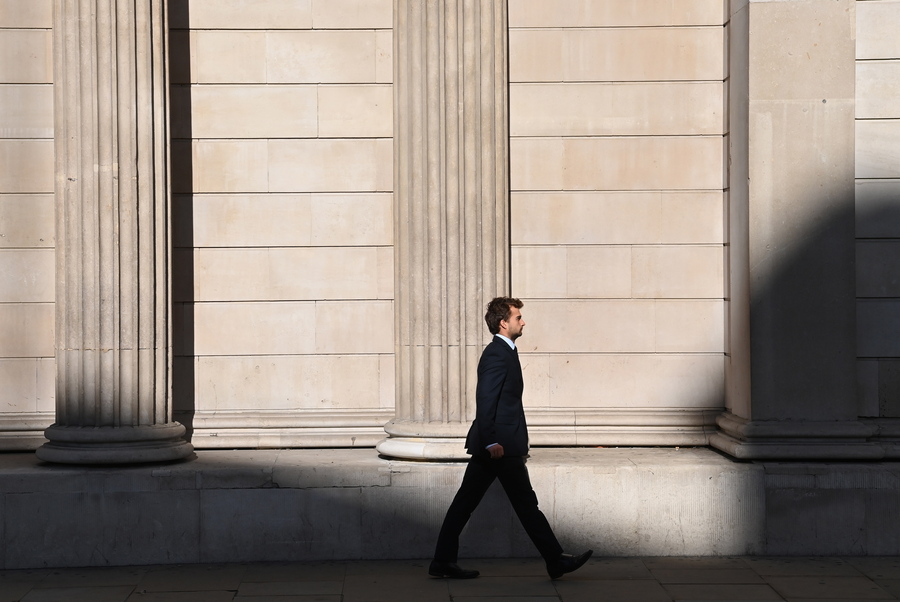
[488, 443, 504, 459]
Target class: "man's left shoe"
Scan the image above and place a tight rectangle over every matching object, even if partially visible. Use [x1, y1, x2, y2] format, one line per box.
[428, 560, 480, 579]
[546, 550, 593, 579]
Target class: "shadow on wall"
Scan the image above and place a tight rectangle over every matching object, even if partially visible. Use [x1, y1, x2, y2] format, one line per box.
[168, 0, 196, 441]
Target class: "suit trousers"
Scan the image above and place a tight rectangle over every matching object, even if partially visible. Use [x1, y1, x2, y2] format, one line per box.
[433, 455, 563, 562]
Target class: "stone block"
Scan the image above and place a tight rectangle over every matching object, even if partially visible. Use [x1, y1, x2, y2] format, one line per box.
[0, 140, 53, 193]
[748, 0, 854, 101]
[857, 240, 900, 297]
[312, 0, 392, 29]
[190, 85, 318, 139]
[858, 300, 900, 357]
[655, 300, 724, 353]
[511, 191, 724, 245]
[318, 85, 392, 138]
[510, 82, 723, 137]
[0, 194, 53, 248]
[511, 246, 568, 299]
[0, 85, 52, 138]
[0, 249, 53, 302]
[878, 360, 900, 418]
[266, 31, 376, 83]
[0, 303, 53, 357]
[268, 139, 392, 193]
[856, 180, 900, 238]
[0, 30, 51, 83]
[857, 120, 900, 179]
[193, 355, 385, 411]
[857, 359, 879, 418]
[509, 0, 725, 27]
[765, 487, 866, 555]
[187, 0, 312, 29]
[567, 247, 634, 299]
[522, 300, 656, 353]
[192, 140, 268, 193]
[520, 353, 550, 407]
[511, 137, 723, 191]
[193, 301, 316, 356]
[375, 30, 392, 84]
[0, 358, 53, 412]
[193, 31, 266, 83]
[857, 60, 900, 119]
[191, 247, 390, 301]
[3, 490, 200, 568]
[314, 301, 393, 354]
[546, 353, 725, 409]
[310, 193, 393, 247]
[632, 245, 724, 299]
[181, 194, 309, 247]
[509, 27, 724, 83]
[199, 488, 362, 562]
[0, 0, 52, 28]
[857, 0, 900, 60]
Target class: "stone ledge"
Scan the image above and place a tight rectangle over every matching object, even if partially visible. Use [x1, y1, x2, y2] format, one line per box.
[1, 448, 899, 568]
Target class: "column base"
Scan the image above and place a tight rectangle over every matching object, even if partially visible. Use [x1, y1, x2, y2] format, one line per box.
[376, 419, 469, 460]
[709, 411, 883, 460]
[36, 423, 194, 465]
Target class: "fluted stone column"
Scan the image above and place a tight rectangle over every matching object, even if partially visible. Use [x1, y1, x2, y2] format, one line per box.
[36, 0, 193, 464]
[376, 0, 509, 460]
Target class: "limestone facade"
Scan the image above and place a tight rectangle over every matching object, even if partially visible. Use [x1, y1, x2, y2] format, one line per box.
[0, 0, 899, 462]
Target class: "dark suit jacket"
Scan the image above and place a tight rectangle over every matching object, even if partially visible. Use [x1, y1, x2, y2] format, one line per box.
[465, 336, 529, 457]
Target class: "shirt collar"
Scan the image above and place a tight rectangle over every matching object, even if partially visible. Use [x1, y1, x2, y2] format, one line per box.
[495, 334, 516, 350]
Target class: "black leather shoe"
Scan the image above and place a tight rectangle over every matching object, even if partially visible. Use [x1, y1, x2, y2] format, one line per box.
[546, 550, 593, 579]
[428, 560, 480, 579]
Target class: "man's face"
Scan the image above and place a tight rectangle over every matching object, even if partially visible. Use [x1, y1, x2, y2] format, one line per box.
[499, 306, 525, 341]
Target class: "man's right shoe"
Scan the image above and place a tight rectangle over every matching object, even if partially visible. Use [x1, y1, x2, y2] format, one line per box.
[428, 560, 480, 579]
[546, 549, 593, 579]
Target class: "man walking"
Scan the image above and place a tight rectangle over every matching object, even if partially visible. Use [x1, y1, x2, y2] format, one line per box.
[429, 297, 592, 580]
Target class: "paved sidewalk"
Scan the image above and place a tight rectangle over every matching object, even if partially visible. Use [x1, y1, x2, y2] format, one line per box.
[1, 556, 899, 601]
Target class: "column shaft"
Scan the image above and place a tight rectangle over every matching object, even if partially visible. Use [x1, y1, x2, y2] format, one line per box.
[37, 0, 192, 464]
[377, 0, 509, 459]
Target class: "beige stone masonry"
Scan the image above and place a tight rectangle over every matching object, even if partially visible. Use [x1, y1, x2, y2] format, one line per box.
[266, 31, 378, 83]
[857, 60, 900, 119]
[0, 140, 53, 193]
[0, 30, 51, 83]
[857, 121, 900, 178]
[312, 0, 392, 29]
[857, 0, 900, 59]
[189, 247, 392, 302]
[0, 358, 54, 413]
[182, 0, 313, 30]
[189, 85, 318, 139]
[512, 192, 724, 245]
[0, 195, 54, 248]
[0, 0, 52, 28]
[0, 303, 53, 358]
[175, 194, 392, 248]
[268, 139, 392, 192]
[192, 301, 393, 357]
[511, 137, 724, 191]
[318, 85, 392, 138]
[510, 82, 724, 137]
[509, 0, 725, 27]
[0, 85, 53, 138]
[192, 355, 392, 411]
[510, 27, 724, 82]
[0, 249, 54, 302]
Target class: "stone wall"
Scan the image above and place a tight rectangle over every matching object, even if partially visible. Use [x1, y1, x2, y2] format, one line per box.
[0, 0, 55, 448]
[167, 0, 396, 447]
[856, 0, 900, 420]
[507, 0, 727, 445]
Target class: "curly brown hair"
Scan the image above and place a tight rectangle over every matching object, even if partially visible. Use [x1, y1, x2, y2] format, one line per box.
[484, 297, 523, 335]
